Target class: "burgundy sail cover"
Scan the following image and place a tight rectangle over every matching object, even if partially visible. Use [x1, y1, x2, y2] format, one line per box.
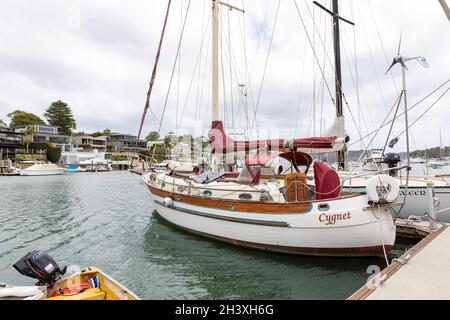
[209, 121, 335, 154]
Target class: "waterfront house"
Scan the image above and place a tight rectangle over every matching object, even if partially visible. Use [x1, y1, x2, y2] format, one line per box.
[72, 133, 107, 152]
[0, 124, 23, 160]
[107, 133, 147, 152]
[14, 124, 72, 151]
[59, 148, 112, 165]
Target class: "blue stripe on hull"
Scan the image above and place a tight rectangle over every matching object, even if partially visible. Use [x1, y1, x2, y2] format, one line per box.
[154, 199, 291, 228]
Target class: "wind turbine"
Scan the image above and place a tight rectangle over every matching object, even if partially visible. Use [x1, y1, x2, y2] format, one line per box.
[385, 35, 430, 179]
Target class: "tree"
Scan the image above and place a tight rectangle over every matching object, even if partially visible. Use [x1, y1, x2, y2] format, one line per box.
[0, 119, 7, 127]
[92, 129, 111, 138]
[44, 100, 76, 135]
[23, 126, 37, 153]
[145, 131, 160, 142]
[7, 110, 46, 127]
[91, 131, 103, 138]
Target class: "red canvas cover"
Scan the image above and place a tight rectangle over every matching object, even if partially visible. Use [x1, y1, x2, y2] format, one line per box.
[209, 121, 335, 154]
[313, 162, 341, 200]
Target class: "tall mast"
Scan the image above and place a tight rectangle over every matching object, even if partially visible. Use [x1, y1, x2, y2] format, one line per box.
[314, 0, 352, 171]
[212, 0, 219, 121]
[332, 0, 347, 171]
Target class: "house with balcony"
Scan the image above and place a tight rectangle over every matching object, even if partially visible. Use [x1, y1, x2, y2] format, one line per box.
[0, 124, 23, 160]
[14, 124, 72, 151]
[107, 133, 148, 152]
[72, 134, 107, 152]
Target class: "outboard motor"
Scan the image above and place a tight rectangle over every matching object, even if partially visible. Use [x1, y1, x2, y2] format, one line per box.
[382, 153, 401, 177]
[13, 250, 67, 286]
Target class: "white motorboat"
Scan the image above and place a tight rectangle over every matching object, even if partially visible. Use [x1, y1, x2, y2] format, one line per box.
[20, 163, 64, 176]
[362, 149, 386, 172]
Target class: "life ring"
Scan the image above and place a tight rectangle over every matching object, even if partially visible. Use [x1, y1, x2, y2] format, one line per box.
[366, 174, 400, 203]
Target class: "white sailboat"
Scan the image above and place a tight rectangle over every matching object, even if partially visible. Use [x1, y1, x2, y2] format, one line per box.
[140, 0, 399, 257]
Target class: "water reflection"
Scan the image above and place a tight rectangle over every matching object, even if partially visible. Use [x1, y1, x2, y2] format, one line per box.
[1, 172, 389, 299]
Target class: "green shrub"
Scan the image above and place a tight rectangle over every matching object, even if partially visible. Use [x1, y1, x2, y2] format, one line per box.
[28, 142, 62, 163]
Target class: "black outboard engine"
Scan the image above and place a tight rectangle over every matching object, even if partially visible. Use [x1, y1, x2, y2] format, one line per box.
[13, 250, 67, 286]
[382, 153, 401, 176]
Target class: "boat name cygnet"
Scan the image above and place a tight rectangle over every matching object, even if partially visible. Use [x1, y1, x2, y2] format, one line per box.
[319, 212, 352, 225]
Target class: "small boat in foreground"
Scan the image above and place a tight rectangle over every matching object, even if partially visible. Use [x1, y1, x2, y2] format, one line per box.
[0, 250, 139, 300]
[20, 163, 64, 176]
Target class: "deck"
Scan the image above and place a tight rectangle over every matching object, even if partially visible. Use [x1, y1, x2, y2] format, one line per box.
[349, 221, 450, 300]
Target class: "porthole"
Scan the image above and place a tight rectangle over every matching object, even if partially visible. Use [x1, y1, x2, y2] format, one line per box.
[239, 193, 253, 201]
[203, 190, 213, 197]
[318, 203, 330, 212]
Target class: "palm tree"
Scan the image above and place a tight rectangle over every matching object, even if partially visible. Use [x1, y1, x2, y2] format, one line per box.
[23, 126, 37, 153]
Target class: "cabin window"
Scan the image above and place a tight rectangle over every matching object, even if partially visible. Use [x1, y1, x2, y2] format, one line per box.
[318, 203, 330, 212]
[203, 190, 212, 197]
[239, 193, 253, 200]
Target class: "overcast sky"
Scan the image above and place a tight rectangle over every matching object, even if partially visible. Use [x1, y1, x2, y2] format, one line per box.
[0, 0, 449, 151]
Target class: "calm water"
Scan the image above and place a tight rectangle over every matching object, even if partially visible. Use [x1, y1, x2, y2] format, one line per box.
[0, 171, 395, 299]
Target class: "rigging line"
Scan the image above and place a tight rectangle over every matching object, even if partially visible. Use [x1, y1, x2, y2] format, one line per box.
[381, 91, 404, 156]
[365, 0, 421, 152]
[366, 0, 400, 95]
[240, 0, 255, 134]
[348, 93, 402, 174]
[294, 42, 308, 136]
[249, 0, 282, 135]
[340, 32, 374, 138]
[319, 5, 328, 137]
[249, 0, 271, 79]
[176, 0, 183, 132]
[244, 0, 270, 135]
[356, 1, 393, 125]
[293, 0, 335, 105]
[396, 86, 450, 139]
[177, 12, 211, 130]
[194, 0, 207, 135]
[303, 0, 358, 124]
[195, 18, 212, 135]
[349, 78, 450, 147]
[220, 10, 229, 128]
[312, 3, 316, 136]
[153, 0, 192, 159]
[303, 0, 348, 108]
[199, 16, 213, 125]
[349, 0, 362, 149]
[228, 9, 234, 130]
[219, 22, 252, 133]
[136, 0, 172, 143]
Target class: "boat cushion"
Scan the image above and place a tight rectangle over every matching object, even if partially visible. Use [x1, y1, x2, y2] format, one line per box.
[313, 162, 341, 200]
[0, 286, 46, 299]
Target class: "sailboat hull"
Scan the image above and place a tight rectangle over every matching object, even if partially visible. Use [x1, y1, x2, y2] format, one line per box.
[147, 186, 395, 257]
[343, 183, 450, 222]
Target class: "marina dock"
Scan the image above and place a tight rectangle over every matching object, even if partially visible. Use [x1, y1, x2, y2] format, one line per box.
[349, 221, 450, 300]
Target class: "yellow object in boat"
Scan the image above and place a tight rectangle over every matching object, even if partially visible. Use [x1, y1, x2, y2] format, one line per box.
[1, 267, 140, 300]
